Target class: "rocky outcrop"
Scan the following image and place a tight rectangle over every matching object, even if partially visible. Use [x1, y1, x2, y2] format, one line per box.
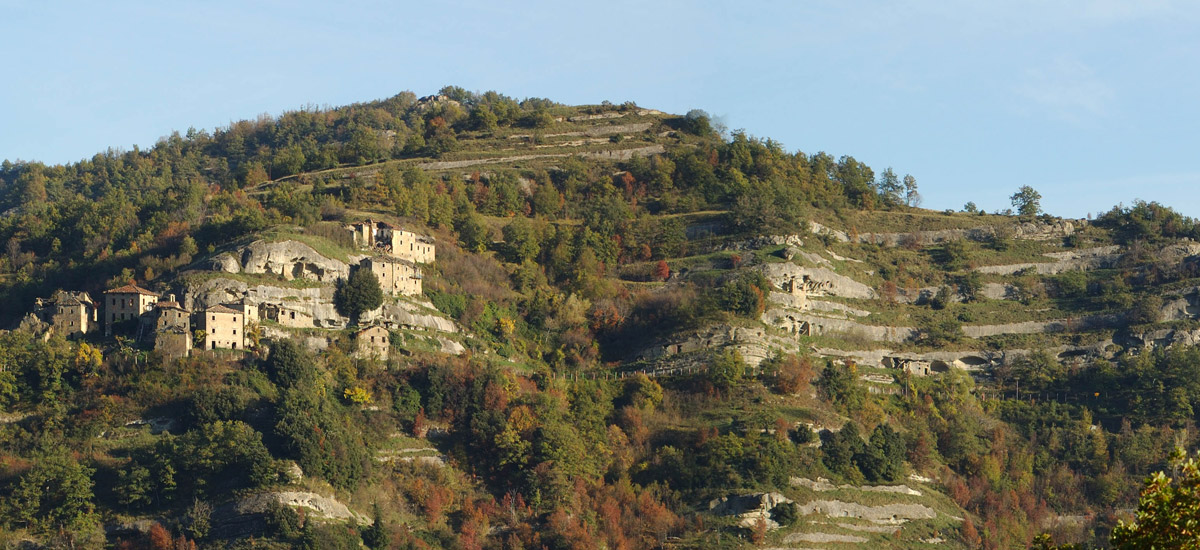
[784, 532, 869, 544]
[763, 308, 917, 343]
[638, 324, 803, 367]
[185, 278, 343, 328]
[418, 145, 665, 171]
[1117, 326, 1200, 350]
[759, 263, 876, 300]
[975, 245, 1121, 275]
[792, 477, 923, 496]
[207, 239, 358, 283]
[807, 299, 870, 318]
[709, 492, 793, 530]
[809, 219, 1077, 247]
[367, 299, 457, 333]
[794, 499, 937, 523]
[961, 314, 1121, 338]
[185, 276, 458, 334]
[209, 491, 368, 539]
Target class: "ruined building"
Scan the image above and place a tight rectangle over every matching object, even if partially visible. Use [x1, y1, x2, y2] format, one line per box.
[355, 325, 390, 359]
[153, 294, 191, 360]
[261, 303, 314, 328]
[362, 256, 423, 297]
[348, 220, 435, 264]
[33, 290, 97, 338]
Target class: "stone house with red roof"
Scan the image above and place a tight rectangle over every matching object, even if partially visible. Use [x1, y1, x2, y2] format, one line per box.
[104, 283, 160, 336]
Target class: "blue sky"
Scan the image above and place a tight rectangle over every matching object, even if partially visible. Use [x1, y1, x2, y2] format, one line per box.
[3, 1, 1199, 218]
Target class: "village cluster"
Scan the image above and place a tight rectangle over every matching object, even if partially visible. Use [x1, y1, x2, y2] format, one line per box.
[26, 220, 435, 361]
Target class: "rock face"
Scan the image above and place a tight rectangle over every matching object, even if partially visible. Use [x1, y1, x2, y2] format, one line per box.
[709, 492, 793, 530]
[209, 491, 368, 539]
[1118, 326, 1200, 350]
[638, 324, 803, 367]
[808, 219, 1076, 247]
[188, 239, 459, 335]
[224, 239, 358, 283]
[759, 263, 875, 300]
[185, 277, 343, 329]
[365, 299, 458, 333]
[961, 314, 1121, 338]
[795, 499, 937, 523]
[976, 246, 1121, 275]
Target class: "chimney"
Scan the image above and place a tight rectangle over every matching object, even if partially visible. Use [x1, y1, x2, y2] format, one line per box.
[167, 294, 175, 303]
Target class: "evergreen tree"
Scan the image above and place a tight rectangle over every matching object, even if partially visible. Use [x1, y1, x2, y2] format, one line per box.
[334, 267, 384, 325]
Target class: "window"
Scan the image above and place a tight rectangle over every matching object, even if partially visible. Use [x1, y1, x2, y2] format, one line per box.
[233, 329, 236, 335]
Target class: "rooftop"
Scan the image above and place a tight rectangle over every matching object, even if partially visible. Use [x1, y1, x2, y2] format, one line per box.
[206, 304, 242, 315]
[105, 284, 161, 296]
[366, 255, 418, 267]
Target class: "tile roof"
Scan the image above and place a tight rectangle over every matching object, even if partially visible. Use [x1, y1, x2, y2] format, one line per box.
[366, 255, 418, 267]
[105, 284, 161, 296]
[206, 304, 242, 315]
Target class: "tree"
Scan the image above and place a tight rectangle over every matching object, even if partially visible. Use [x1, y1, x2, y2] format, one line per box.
[706, 349, 745, 392]
[8, 449, 99, 534]
[1011, 185, 1043, 217]
[1111, 449, 1200, 549]
[817, 360, 866, 413]
[362, 502, 388, 549]
[682, 109, 713, 136]
[765, 353, 814, 395]
[265, 338, 318, 389]
[653, 260, 670, 281]
[334, 267, 384, 325]
[877, 167, 902, 205]
[903, 174, 921, 207]
[963, 201, 979, 214]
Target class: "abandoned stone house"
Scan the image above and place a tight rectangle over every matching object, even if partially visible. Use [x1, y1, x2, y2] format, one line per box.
[362, 256, 423, 297]
[203, 304, 245, 351]
[355, 325, 390, 359]
[153, 295, 191, 360]
[219, 299, 258, 324]
[104, 284, 161, 336]
[34, 291, 97, 338]
[261, 303, 314, 328]
[348, 220, 436, 264]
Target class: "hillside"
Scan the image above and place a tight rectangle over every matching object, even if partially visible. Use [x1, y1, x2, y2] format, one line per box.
[1, 87, 1198, 549]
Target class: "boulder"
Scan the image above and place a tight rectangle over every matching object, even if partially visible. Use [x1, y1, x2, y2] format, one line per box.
[709, 492, 793, 530]
[238, 240, 355, 283]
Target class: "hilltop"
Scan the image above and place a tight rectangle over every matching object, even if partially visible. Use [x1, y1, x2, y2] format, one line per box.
[1, 87, 1198, 549]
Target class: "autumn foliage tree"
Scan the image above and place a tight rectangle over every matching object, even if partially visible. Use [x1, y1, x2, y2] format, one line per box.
[653, 260, 670, 281]
[765, 353, 815, 395]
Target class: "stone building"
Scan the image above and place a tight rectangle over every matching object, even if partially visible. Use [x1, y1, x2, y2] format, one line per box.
[34, 291, 97, 338]
[203, 304, 245, 350]
[261, 303, 314, 328]
[355, 325, 390, 359]
[153, 295, 191, 360]
[362, 256, 422, 297]
[348, 220, 435, 264]
[104, 284, 161, 336]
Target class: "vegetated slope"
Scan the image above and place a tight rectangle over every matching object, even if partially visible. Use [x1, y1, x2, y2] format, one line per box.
[0, 87, 1198, 549]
